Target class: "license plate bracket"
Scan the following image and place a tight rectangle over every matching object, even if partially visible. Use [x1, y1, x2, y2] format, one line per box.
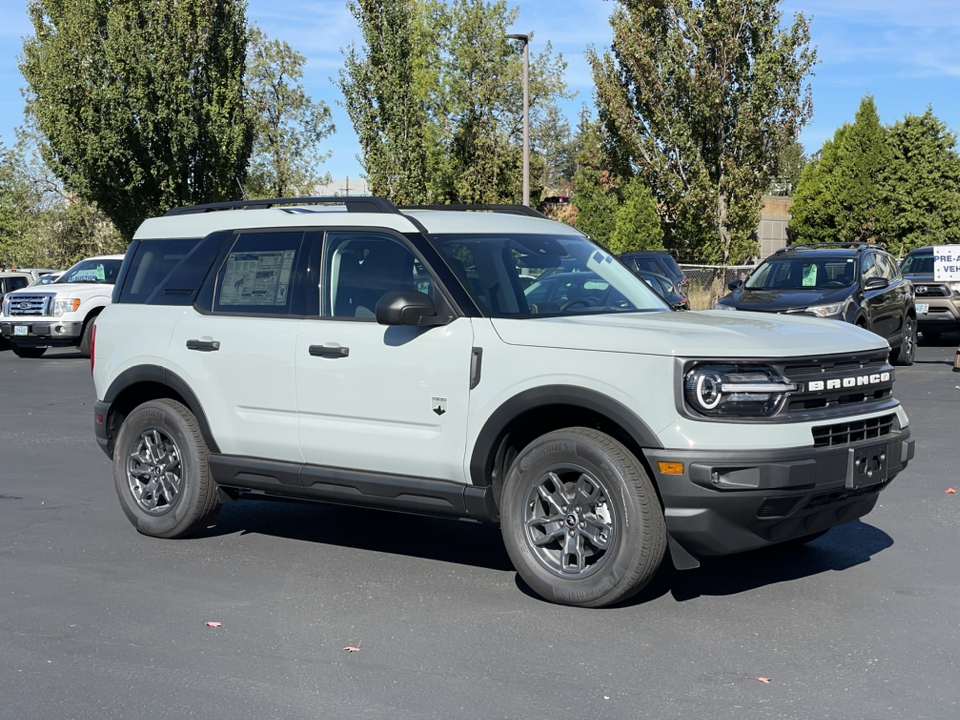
[13, 326, 28, 336]
[847, 442, 888, 489]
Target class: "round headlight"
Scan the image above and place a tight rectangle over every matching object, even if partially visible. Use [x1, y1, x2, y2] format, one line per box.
[694, 371, 723, 410]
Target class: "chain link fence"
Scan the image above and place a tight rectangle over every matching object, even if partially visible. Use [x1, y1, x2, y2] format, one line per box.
[679, 264, 756, 310]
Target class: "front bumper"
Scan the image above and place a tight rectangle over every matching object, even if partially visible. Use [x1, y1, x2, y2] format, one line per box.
[916, 298, 960, 332]
[1, 320, 83, 346]
[646, 428, 914, 558]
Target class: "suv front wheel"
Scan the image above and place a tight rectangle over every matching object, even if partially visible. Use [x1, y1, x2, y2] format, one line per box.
[113, 399, 221, 538]
[500, 427, 666, 607]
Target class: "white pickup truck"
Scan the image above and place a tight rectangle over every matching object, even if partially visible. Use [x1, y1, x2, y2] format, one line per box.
[1, 254, 125, 358]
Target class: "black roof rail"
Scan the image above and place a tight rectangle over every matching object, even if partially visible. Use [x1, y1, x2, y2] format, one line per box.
[780, 241, 884, 253]
[164, 196, 400, 216]
[400, 204, 548, 219]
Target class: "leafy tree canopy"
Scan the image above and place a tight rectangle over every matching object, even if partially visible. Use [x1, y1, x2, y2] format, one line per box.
[589, 0, 816, 264]
[338, 0, 570, 205]
[21, 0, 253, 240]
[245, 26, 336, 199]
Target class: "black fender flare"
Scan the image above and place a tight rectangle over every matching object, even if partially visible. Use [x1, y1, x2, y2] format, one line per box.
[469, 384, 663, 486]
[103, 364, 220, 453]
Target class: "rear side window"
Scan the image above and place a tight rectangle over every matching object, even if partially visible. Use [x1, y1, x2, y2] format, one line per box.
[213, 231, 303, 315]
[119, 235, 226, 305]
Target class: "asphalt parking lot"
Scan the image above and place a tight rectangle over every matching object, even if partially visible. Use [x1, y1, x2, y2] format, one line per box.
[1, 336, 958, 720]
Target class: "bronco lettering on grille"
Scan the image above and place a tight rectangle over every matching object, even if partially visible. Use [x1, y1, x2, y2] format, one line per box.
[807, 372, 891, 392]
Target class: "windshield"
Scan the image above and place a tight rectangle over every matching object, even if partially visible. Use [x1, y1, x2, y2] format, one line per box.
[901, 251, 934, 275]
[745, 256, 857, 290]
[60, 259, 122, 284]
[430, 233, 668, 317]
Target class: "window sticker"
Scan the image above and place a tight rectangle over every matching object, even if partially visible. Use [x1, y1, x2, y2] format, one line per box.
[220, 249, 296, 306]
[802, 264, 817, 287]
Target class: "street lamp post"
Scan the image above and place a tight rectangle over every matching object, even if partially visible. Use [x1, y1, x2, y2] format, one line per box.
[507, 33, 530, 207]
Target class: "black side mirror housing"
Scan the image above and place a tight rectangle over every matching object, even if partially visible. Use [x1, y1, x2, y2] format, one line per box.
[376, 290, 453, 327]
[864, 276, 890, 290]
[728, 279, 743, 291]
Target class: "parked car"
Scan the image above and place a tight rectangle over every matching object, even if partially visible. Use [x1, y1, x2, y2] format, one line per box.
[0, 255, 124, 358]
[28, 271, 63, 287]
[92, 198, 913, 608]
[634, 269, 688, 310]
[0, 272, 32, 349]
[619, 250, 689, 297]
[0, 271, 32, 300]
[17, 268, 60, 282]
[900, 245, 960, 340]
[716, 243, 917, 365]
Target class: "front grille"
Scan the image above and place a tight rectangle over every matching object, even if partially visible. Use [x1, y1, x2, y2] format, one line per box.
[780, 350, 895, 416]
[811, 413, 896, 447]
[914, 284, 950, 297]
[7, 294, 52, 316]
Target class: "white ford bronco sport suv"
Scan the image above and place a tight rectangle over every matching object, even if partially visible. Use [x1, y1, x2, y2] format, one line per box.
[2, 254, 124, 358]
[92, 198, 915, 607]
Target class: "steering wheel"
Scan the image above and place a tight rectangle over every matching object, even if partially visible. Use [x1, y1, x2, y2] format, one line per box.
[559, 297, 593, 311]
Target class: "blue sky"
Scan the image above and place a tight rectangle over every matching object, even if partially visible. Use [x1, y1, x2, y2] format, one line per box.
[1, 0, 958, 189]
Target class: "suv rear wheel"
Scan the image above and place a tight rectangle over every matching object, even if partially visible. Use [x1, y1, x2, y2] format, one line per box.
[113, 398, 221, 538]
[500, 427, 666, 607]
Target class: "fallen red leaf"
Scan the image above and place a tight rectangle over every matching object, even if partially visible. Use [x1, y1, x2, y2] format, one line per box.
[947, 488, 957, 494]
[746, 676, 772, 684]
[205, 622, 223, 628]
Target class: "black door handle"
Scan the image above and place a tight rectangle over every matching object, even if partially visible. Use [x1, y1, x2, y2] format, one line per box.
[186, 339, 220, 352]
[309, 344, 349, 358]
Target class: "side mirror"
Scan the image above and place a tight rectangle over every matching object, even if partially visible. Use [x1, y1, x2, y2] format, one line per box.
[728, 279, 743, 291]
[376, 290, 453, 327]
[864, 276, 889, 290]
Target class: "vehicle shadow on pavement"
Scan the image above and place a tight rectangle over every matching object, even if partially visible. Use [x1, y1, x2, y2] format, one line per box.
[630, 519, 893, 606]
[203, 498, 515, 572]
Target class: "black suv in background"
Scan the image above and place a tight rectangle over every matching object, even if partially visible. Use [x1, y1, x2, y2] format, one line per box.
[900, 245, 960, 341]
[619, 250, 689, 297]
[716, 243, 917, 365]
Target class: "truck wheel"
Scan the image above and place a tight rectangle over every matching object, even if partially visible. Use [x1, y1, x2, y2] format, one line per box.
[500, 427, 666, 608]
[11, 344, 47, 358]
[891, 315, 916, 366]
[78, 319, 95, 357]
[113, 398, 220, 539]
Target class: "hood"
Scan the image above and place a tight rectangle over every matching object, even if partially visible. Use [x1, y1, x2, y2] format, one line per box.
[720, 286, 852, 313]
[490, 310, 887, 358]
[7, 282, 113, 296]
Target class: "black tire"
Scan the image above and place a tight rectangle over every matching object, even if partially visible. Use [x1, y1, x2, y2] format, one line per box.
[78, 318, 95, 357]
[921, 330, 941, 342]
[891, 315, 916, 366]
[113, 398, 220, 539]
[500, 427, 666, 608]
[10, 344, 47, 358]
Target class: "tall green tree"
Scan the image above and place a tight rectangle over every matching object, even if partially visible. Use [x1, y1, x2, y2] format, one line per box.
[20, 0, 252, 240]
[338, 0, 570, 204]
[338, 0, 431, 204]
[0, 134, 125, 269]
[571, 116, 620, 244]
[881, 109, 960, 254]
[589, 0, 816, 264]
[245, 26, 335, 199]
[790, 96, 892, 244]
[608, 176, 664, 254]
